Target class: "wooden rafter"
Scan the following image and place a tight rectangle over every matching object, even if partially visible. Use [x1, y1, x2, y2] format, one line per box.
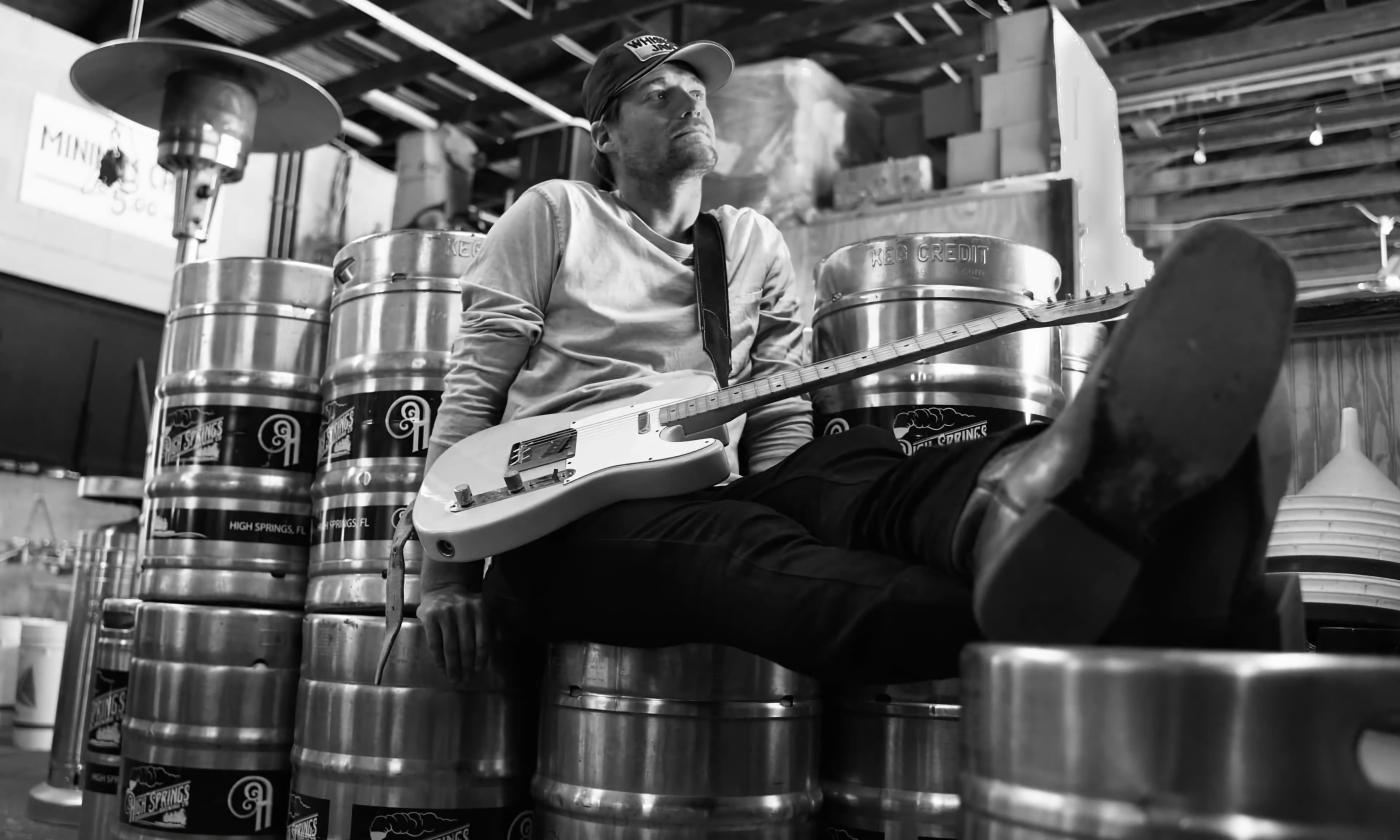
[1104, 0, 1400, 81]
[89, 0, 208, 40]
[1130, 138, 1400, 195]
[1125, 98, 1400, 163]
[242, 0, 434, 56]
[1153, 170, 1400, 221]
[326, 0, 684, 104]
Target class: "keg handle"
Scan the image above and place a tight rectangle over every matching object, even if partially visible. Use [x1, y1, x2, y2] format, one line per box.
[333, 255, 356, 286]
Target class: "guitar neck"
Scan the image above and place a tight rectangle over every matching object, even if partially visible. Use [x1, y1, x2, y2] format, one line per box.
[660, 308, 1033, 434]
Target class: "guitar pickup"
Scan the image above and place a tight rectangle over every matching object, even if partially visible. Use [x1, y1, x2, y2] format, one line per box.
[507, 429, 577, 469]
[637, 411, 651, 434]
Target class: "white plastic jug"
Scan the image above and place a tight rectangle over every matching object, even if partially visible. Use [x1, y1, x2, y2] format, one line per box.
[14, 617, 68, 751]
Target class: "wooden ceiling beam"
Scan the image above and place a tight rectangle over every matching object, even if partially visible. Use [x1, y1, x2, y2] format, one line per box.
[1154, 169, 1400, 221]
[1105, 0, 1400, 82]
[1238, 201, 1400, 237]
[1125, 98, 1400, 164]
[326, 0, 683, 105]
[89, 0, 209, 41]
[830, 0, 1267, 83]
[1130, 137, 1400, 195]
[1271, 226, 1390, 257]
[1291, 250, 1391, 281]
[242, 0, 432, 56]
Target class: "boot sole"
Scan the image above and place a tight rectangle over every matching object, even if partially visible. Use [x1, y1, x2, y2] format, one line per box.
[975, 221, 1297, 643]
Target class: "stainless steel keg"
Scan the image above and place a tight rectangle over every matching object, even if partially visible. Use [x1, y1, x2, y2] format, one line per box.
[812, 234, 1062, 452]
[534, 643, 822, 838]
[143, 258, 332, 607]
[1058, 322, 1108, 404]
[308, 230, 485, 612]
[78, 598, 139, 840]
[288, 613, 534, 838]
[961, 644, 1400, 838]
[823, 679, 962, 839]
[116, 602, 302, 839]
[28, 509, 140, 826]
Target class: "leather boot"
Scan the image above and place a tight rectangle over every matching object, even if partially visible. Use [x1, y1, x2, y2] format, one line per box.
[954, 220, 1297, 645]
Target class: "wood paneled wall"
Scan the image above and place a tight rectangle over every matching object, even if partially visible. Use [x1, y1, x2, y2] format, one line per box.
[1283, 318, 1400, 495]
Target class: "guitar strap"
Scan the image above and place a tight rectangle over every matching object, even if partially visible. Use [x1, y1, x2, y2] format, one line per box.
[692, 211, 732, 387]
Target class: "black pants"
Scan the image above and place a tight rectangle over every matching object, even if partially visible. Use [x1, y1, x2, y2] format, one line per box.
[487, 425, 1028, 684]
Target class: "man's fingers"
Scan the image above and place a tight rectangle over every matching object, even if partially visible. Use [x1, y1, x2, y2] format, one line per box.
[472, 605, 489, 673]
[437, 612, 462, 683]
[421, 612, 446, 673]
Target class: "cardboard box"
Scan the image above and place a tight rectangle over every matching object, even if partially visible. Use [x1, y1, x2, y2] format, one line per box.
[980, 64, 1055, 130]
[881, 108, 928, 159]
[920, 81, 978, 139]
[947, 130, 1000, 187]
[992, 8, 1052, 70]
[832, 155, 936, 210]
[1000, 120, 1054, 177]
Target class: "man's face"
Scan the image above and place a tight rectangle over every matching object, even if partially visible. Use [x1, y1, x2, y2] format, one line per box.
[602, 62, 717, 183]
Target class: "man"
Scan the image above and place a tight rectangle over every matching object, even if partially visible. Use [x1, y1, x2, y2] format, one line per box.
[405, 33, 1297, 685]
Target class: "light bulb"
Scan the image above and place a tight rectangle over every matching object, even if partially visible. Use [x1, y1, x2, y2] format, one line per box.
[1193, 144, 1207, 165]
[1309, 124, 1324, 146]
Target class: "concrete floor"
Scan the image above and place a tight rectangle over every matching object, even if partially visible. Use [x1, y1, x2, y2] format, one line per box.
[0, 714, 79, 840]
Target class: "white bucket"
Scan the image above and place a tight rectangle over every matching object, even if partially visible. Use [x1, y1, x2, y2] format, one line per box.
[0, 615, 21, 709]
[14, 617, 68, 751]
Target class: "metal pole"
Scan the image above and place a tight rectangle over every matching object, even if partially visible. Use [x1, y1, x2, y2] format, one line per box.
[127, 0, 145, 39]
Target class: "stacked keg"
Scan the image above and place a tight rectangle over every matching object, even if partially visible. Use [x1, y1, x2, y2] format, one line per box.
[810, 234, 1066, 837]
[28, 477, 142, 828]
[288, 229, 536, 838]
[78, 598, 138, 840]
[534, 642, 823, 837]
[117, 258, 332, 839]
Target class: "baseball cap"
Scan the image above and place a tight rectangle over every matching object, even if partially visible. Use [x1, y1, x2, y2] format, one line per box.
[582, 34, 735, 123]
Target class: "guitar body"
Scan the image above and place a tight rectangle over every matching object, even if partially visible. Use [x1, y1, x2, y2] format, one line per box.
[415, 372, 732, 562]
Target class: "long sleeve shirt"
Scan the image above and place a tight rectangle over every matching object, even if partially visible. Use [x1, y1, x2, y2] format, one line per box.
[428, 179, 813, 478]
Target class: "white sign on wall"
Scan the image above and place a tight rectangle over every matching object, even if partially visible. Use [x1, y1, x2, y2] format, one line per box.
[18, 91, 177, 245]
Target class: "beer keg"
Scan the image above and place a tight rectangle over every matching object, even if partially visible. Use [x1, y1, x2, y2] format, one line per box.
[143, 258, 332, 607]
[812, 234, 1062, 452]
[960, 644, 1400, 838]
[308, 230, 485, 613]
[78, 598, 139, 840]
[28, 508, 140, 825]
[534, 642, 821, 838]
[822, 680, 961, 839]
[1058, 322, 1107, 404]
[117, 602, 301, 839]
[288, 613, 534, 838]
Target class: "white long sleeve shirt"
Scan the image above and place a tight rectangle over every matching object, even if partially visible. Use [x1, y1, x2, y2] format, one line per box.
[429, 179, 813, 478]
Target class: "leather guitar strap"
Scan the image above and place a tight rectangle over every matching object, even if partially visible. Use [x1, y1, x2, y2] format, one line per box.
[692, 211, 732, 388]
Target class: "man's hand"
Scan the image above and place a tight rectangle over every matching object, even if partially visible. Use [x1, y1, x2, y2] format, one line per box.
[418, 581, 490, 682]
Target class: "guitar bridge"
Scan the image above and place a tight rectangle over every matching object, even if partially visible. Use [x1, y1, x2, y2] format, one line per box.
[507, 429, 577, 469]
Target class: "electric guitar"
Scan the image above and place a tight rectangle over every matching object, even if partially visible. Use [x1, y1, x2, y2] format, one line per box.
[413, 286, 1139, 564]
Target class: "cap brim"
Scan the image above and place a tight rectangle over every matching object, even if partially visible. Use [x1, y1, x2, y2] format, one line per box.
[660, 41, 734, 93]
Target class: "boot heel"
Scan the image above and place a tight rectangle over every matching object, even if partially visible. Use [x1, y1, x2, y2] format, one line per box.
[975, 502, 1142, 643]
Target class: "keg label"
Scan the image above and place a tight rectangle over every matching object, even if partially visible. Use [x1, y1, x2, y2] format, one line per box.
[85, 760, 122, 795]
[348, 804, 533, 840]
[159, 405, 320, 474]
[818, 405, 1050, 454]
[318, 390, 443, 465]
[87, 666, 128, 754]
[286, 792, 331, 840]
[120, 760, 290, 835]
[314, 503, 406, 545]
[149, 505, 312, 546]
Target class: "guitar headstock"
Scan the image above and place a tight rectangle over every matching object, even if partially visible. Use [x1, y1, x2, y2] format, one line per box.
[1025, 284, 1142, 326]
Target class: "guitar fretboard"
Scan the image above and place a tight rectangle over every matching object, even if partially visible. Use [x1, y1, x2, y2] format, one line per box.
[659, 309, 1030, 433]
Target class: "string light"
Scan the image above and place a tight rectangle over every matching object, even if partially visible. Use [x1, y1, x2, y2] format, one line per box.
[1193, 127, 1207, 165]
[1309, 104, 1325, 147]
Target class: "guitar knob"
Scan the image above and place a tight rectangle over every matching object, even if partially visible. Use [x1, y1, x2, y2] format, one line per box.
[503, 470, 525, 494]
[453, 484, 475, 507]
